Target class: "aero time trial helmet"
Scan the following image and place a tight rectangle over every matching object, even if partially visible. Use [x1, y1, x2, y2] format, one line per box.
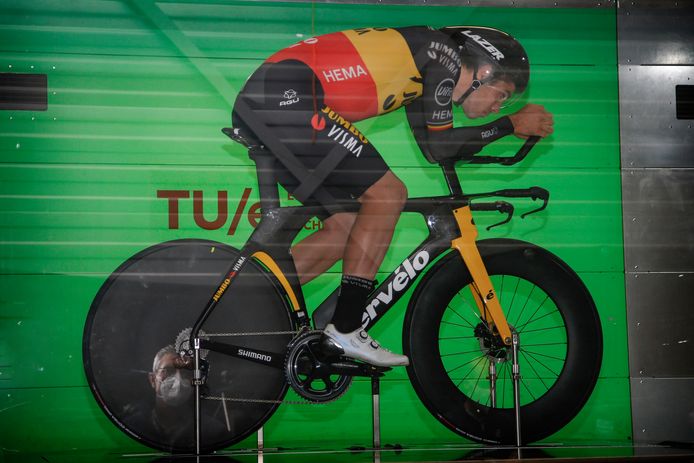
[439, 26, 530, 106]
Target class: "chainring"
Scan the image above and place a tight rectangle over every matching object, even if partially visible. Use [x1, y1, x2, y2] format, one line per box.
[285, 330, 352, 403]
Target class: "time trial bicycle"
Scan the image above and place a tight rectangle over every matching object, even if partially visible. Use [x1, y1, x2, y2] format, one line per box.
[83, 125, 602, 453]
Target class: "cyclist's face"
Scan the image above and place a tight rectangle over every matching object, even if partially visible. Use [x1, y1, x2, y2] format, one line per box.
[461, 80, 515, 119]
[149, 352, 190, 393]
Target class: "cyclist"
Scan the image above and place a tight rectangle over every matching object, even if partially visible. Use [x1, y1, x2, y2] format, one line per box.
[231, 26, 554, 367]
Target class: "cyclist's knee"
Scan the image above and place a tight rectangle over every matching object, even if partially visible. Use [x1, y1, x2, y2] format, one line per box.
[361, 171, 407, 209]
[323, 213, 357, 237]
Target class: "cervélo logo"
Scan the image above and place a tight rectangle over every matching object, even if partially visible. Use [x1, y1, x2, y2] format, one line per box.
[361, 250, 430, 326]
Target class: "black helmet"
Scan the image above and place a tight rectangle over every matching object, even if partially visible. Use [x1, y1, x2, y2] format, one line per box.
[439, 26, 530, 104]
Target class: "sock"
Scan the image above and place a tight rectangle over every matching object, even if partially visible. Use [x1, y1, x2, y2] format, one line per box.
[330, 274, 375, 333]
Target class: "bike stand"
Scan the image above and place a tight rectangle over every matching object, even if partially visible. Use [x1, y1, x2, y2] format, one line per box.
[487, 331, 522, 449]
[372, 375, 381, 449]
[511, 332, 522, 447]
[372, 375, 383, 463]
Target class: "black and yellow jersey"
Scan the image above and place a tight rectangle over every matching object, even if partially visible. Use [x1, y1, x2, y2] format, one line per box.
[266, 26, 460, 131]
[240, 25, 515, 165]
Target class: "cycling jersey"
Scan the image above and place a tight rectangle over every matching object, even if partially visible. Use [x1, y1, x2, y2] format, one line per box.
[264, 26, 514, 162]
[231, 26, 516, 211]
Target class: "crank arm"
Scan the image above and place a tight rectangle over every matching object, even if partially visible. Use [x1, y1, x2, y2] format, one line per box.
[327, 361, 391, 378]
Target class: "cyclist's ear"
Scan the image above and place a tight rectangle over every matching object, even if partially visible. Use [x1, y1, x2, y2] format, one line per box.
[148, 372, 156, 389]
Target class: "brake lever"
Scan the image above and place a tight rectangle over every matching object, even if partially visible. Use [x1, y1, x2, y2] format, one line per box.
[487, 201, 514, 231]
[470, 201, 514, 231]
[520, 187, 550, 219]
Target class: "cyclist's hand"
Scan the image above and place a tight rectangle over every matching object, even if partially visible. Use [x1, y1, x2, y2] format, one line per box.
[508, 104, 554, 139]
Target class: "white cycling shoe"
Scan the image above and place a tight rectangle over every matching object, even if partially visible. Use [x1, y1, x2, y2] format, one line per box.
[322, 324, 410, 367]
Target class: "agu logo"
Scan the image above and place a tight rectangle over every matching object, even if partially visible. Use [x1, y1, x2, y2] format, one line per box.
[279, 88, 299, 107]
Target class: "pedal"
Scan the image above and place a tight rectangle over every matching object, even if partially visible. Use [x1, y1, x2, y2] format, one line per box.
[361, 364, 391, 378]
[318, 334, 392, 377]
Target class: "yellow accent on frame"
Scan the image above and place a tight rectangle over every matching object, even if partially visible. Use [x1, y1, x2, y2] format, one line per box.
[252, 251, 301, 312]
[450, 206, 513, 345]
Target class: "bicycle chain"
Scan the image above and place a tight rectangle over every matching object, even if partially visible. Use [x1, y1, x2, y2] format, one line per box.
[196, 328, 331, 406]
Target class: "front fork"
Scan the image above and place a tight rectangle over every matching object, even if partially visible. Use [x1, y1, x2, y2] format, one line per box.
[451, 206, 513, 346]
[452, 206, 522, 445]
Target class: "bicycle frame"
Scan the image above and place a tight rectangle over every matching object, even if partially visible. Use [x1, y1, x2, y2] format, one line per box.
[189, 190, 524, 369]
[188, 117, 542, 367]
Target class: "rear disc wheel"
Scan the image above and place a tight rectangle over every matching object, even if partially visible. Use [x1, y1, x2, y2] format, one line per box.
[83, 239, 294, 453]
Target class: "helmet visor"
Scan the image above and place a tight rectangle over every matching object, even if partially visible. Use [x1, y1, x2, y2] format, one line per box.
[484, 81, 523, 109]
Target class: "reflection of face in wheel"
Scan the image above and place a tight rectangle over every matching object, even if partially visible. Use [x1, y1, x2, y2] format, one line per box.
[149, 345, 194, 408]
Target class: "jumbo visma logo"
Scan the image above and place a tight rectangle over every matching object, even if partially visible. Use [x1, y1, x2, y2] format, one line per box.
[311, 106, 370, 157]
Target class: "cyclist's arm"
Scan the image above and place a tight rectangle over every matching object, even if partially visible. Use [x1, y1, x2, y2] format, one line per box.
[407, 61, 514, 163]
[427, 117, 515, 160]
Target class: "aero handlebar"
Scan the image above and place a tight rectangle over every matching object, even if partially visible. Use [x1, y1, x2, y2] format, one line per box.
[468, 135, 541, 166]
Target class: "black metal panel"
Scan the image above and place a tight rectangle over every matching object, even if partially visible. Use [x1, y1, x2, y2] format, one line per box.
[619, 66, 694, 168]
[626, 273, 694, 377]
[618, 0, 694, 65]
[622, 169, 694, 272]
[0, 73, 47, 111]
[631, 378, 694, 443]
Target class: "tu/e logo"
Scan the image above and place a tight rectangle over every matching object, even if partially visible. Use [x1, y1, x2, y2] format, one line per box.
[157, 189, 323, 235]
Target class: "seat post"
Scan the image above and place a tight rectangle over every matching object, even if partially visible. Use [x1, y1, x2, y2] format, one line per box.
[249, 148, 280, 212]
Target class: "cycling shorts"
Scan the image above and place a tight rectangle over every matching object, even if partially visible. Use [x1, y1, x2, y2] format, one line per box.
[231, 60, 390, 213]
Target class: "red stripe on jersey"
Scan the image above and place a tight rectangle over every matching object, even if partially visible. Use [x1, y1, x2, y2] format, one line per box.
[266, 33, 378, 121]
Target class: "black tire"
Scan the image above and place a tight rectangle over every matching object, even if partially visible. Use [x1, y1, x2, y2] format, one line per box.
[83, 239, 294, 453]
[404, 239, 602, 444]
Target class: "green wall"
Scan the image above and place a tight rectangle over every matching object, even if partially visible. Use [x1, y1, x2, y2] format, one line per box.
[0, 0, 628, 456]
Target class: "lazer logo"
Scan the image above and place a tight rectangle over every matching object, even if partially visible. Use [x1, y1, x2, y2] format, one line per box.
[279, 89, 300, 107]
[461, 30, 505, 61]
[361, 251, 430, 326]
[481, 126, 499, 139]
[322, 65, 368, 83]
[237, 349, 272, 363]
